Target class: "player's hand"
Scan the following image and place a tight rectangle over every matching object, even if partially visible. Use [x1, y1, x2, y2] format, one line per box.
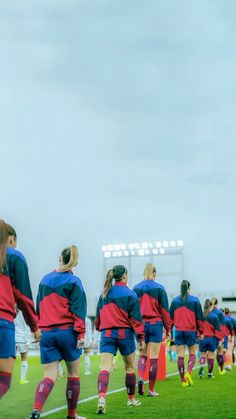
[199, 334, 204, 341]
[77, 339, 85, 349]
[137, 340, 145, 351]
[33, 329, 41, 342]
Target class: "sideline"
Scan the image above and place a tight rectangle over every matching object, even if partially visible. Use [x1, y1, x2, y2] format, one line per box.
[40, 368, 198, 417]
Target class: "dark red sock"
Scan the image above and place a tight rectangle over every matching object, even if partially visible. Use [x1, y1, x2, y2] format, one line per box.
[208, 358, 214, 374]
[149, 358, 158, 392]
[33, 377, 54, 412]
[0, 372, 11, 399]
[217, 354, 224, 371]
[188, 354, 196, 373]
[177, 357, 185, 381]
[66, 377, 80, 418]
[97, 370, 109, 398]
[138, 355, 147, 379]
[125, 372, 136, 400]
[199, 356, 205, 366]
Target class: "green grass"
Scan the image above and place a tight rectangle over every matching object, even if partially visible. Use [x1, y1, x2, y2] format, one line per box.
[1, 354, 236, 419]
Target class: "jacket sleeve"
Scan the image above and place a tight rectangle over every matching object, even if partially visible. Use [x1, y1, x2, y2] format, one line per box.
[95, 296, 102, 331]
[159, 288, 171, 333]
[195, 298, 204, 334]
[12, 255, 38, 333]
[127, 294, 144, 341]
[69, 280, 87, 339]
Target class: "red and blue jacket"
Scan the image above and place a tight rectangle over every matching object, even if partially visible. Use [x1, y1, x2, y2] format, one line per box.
[224, 314, 234, 337]
[0, 247, 38, 332]
[36, 270, 87, 340]
[211, 307, 225, 340]
[133, 279, 171, 333]
[95, 282, 144, 341]
[203, 311, 221, 339]
[170, 294, 204, 334]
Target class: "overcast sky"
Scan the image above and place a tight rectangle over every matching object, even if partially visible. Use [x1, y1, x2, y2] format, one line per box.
[1, 0, 236, 314]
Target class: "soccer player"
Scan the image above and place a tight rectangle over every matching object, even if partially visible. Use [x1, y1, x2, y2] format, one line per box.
[223, 308, 234, 371]
[198, 299, 221, 379]
[210, 297, 226, 375]
[0, 220, 40, 399]
[170, 280, 204, 387]
[83, 316, 93, 375]
[133, 263, 171, 397]
[29, 245, 87, 419]
[95, 265, 144, 414]
[15, 308, 32, 384]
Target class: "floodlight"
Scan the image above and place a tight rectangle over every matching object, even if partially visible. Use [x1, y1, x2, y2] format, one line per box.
[124, 250, 129, 256]
[170, 241, 176, 247]
[107, 244, 113, 251]
[138, 249, 145, 256]
[131, 250, 135, 256]
[177, 240, 183, 247]
[148, 242, 153, 248]
[104, 251, 111, 258]
[128, 243, 135, 250]
[101, 245, 107, 252]
[159, 248, 165, 255]
[112, 251, 117, 257]
[152, 249, 158, 255]
[155, 241, 162, 248]
[117, 251, 122, 257]
[114, 244, 120, 251]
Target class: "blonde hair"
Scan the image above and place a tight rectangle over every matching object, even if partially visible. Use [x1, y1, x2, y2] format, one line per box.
[58, 245, 78, 272]
[0, 219, 8, 272]
[143, 263, 155, 279]
[102, 269, 113, 299]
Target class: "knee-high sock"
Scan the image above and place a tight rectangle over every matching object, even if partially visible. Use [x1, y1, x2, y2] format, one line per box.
[149, 358, 158, 392]
[21, 360, 28, 381]
[217, 354, 224, 371]
[0, 372, 11, 399]
[199, 356, 205, 366]
[33, 377, 54, 412]
[125, 372, 136, 400]
[188, 354, 196, 373]
[66, 377, 80, 418]
[138, 355, 147, 379]
[84, 353, 90, 373]
[207, 358, 214, 374]
[97, 370, 109, 398]
[177, 357, 185, 381]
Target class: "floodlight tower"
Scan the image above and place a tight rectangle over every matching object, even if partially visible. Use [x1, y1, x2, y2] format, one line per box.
[101, 240, 184, 297]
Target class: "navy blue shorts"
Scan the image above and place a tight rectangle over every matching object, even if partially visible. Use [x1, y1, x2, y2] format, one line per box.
[0, 319, 15, 358]
[175, 331, 196, 347]
[144, 321, 163, 344]
[40, 327, 82, 364]
[100, 328, 135, 356]
[199, 337, 217, 353]
[223, 336, 228, 350]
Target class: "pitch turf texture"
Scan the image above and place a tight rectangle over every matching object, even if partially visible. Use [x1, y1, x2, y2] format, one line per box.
[1, 355, 236, 419]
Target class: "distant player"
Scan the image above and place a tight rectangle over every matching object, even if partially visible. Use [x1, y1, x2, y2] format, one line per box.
[198, 299, 221, 379]
[210, 298, 226, 375]
[170, 280, 204, 387]
[15, 309, 32, 384]
[133, 263, 171, 397]
[95, 265, 144, 414]
[29, 245, 87, 419]
[83, 316, 93, 375]
[0, 220, 40, 400]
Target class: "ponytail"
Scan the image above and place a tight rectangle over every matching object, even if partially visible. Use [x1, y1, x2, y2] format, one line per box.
[143, 263, 155, 280]
[58, 245, 78, 272]
[0, 219, 8, 272]
[180, 280, 190, 303]
[102, 269, 113, 299]
[102, 265, 127, 299]
[203, 299, 212, 318]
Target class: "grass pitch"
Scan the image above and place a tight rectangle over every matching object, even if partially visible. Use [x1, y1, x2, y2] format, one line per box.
[0, 354, 236, 419]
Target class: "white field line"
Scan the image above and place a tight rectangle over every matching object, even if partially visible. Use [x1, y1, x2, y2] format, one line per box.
[40, 365, 202, 417]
